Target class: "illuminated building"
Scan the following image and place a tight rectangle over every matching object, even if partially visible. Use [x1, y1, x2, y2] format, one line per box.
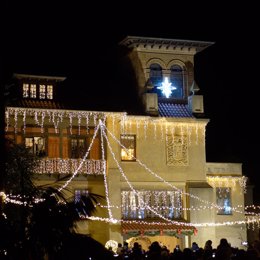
[4, 36, 249, 251]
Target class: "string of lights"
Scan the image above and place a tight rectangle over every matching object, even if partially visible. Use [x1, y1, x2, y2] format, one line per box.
[2, 119, 260, 229]
[3, 192, 259, 217]
[81, 215, 260, 229]
[6, 107, 207, 145]
[100, 121, 113, 220]
[57, 123, 101, 192]
[94, 202, 260, 214]
[101, 125, 191, 226]
[2, 190, 260, 229]
[103, 123, 246, 214]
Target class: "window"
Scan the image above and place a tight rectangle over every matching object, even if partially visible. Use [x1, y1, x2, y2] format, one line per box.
[122, 190, 182, 219]
[149, 63, 163, 86]
[30, 84, 37, 98]
[22, 83, 53, 99]
[68, 128, 101, 160]
[170, 65, 184, 99]
[25, 136, 46, 156]
[23, 83, 29, 98]
[39, 85, 46, 99]
[47, 85, 53, 99]
[216, 187, 232, 215]
[74, 189, 90, 217]
[71, 138, 86, 158]
[74, 189, 89, 203]
[120, 135, 136, 161]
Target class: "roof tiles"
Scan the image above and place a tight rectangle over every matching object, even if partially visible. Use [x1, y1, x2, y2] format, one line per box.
[158, 103, 193, 118]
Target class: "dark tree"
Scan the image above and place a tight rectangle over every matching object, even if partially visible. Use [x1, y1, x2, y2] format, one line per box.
[1, 139, 111, 260]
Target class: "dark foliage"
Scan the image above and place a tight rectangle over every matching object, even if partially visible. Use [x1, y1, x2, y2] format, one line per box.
[1, 139, 108, 260]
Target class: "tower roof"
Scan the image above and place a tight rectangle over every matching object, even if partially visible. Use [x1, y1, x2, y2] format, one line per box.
[120, 36, 214, 53]
[13, 73, 66, 82]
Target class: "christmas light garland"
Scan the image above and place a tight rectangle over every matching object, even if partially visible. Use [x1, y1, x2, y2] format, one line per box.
[101, 126, 188, 225]
[5, 107, 207, 146]
[3, 115, 259, 229]
[34, 158, 105, 175]
[100, 121, 113, 220]
[57, 123, 101, 192]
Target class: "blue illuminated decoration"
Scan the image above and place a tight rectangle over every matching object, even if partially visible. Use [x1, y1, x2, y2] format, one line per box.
[216, 187, 232, 215]
[157, 77, 176, 98]
[224, 199, 232, 214]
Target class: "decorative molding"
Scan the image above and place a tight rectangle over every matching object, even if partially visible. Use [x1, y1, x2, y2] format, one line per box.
[166, 135, 188, 166]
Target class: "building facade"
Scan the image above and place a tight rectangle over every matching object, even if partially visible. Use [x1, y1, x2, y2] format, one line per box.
[4, 36, 248, 251]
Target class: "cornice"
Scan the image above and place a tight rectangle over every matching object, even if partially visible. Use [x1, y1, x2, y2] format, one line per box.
[120, 36, 214, 53]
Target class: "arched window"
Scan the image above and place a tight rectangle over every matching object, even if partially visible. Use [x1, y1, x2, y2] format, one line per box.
[149, 63, 162, 86]
[170, 65, 184, 99]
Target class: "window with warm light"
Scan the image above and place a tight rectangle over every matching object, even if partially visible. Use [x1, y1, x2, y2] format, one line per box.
[120, 135, 136, 161]
[39, 85, 46, 99]
[25, 136, 46, 156]
[23, 83, 29, 98]
[30, 84, 37, 98]
[68, 128, 101, 160]
[47, 85, 53, 99]
[70, 138, 86, 158]
[216, 187, 232, 215]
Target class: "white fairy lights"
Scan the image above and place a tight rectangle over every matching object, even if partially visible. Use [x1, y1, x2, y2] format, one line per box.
[95, 202, 259, 214]
[102, 123, 250, 216]
[5, 107, 125, 136]
[100, 121, 113, 220]
[4, 193, 260, 228]
[34, 158, 105, 175]
[5, 107, 207, 148]
[121, 190, 182, 220]
[82, 215, 260, 229]
[102, 126, 199, 227]
[57, 123, 101, 192]
[5, 110, 9, 131]
[207, 176, 247, 193]
[4, 109, 258, 229]
[104, 124, 219, 209]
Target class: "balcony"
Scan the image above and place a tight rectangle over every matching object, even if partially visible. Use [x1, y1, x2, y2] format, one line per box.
[35, 158, 106, 175]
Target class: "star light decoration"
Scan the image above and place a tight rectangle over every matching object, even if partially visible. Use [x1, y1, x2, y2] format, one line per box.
[157, 77, 176, 98]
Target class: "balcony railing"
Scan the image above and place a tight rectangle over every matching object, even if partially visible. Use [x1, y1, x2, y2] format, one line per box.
[34, 158, 106, 175]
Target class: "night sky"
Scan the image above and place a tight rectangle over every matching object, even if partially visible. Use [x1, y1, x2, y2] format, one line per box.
[3, 2, 260, 202]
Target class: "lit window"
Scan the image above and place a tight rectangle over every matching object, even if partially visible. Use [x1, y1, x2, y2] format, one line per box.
[25, 136, 46, 156]
[71, 138, 86, 158]
[39, 85, 46, 99]
[30, 84, 37, 98]
[74, 189, 90, 217]
[216, 187, 232, 215]
[47, 85, 53, 99]
[149, 63, 162, 86]
[23, 83, 29, 98]
[120, 135, 136, 161]
[170, 65, 184, 99]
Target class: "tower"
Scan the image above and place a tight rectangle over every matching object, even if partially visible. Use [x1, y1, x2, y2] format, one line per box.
[120, 36, 213, 117]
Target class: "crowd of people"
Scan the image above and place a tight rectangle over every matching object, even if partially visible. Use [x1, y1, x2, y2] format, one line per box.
[112, 238, 260, 259]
